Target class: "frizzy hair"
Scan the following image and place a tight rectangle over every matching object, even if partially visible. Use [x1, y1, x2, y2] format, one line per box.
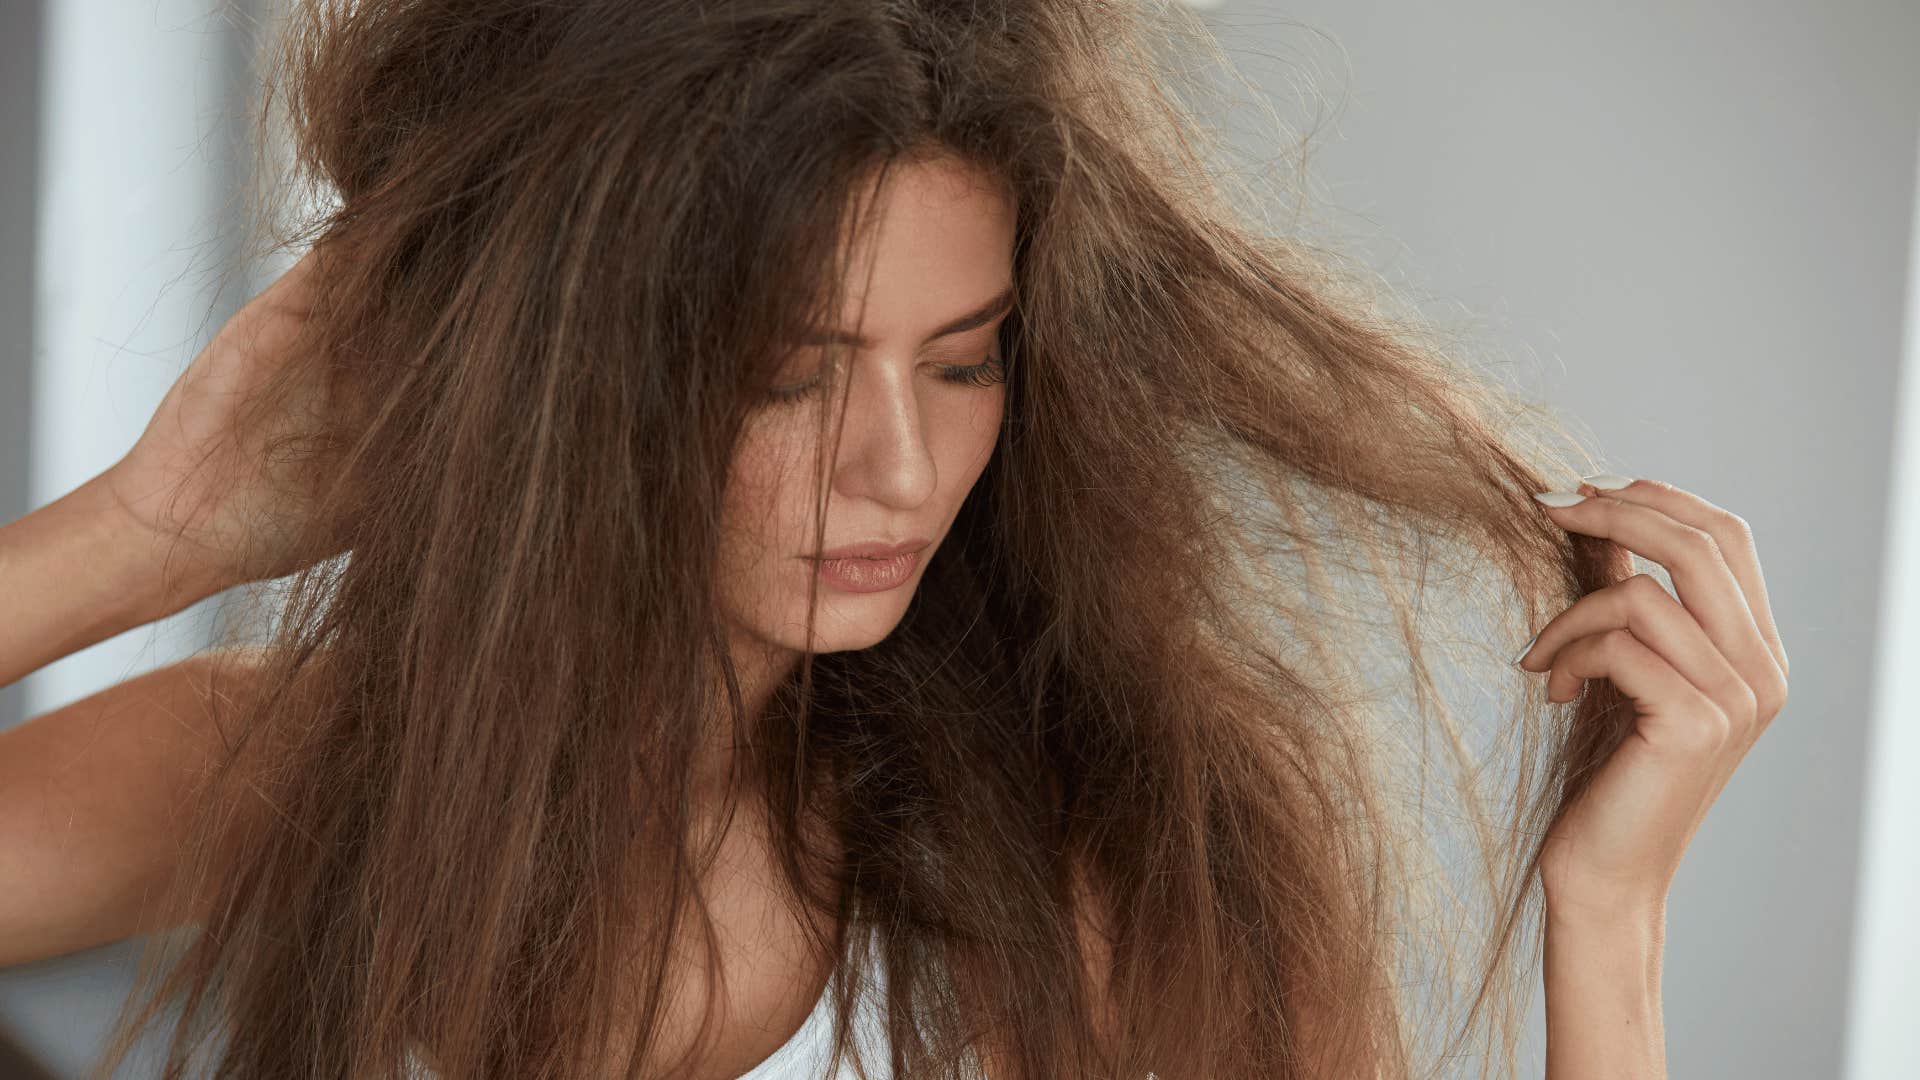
[95, 0, 1632, 1077]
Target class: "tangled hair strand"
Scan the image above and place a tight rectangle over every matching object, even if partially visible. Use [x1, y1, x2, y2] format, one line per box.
[94, 1, 1633, 1077]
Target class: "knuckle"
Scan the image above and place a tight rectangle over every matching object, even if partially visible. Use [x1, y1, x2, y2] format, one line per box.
[1620, 572, 1666, 622]
[1682, 701, 1733, 751]
[1722, 679, 1759, 731]
[1756, 672, 1789, 721]
[1718, 509, 1754, 541]
[1678, 523, 1719, 558]
[1712, 696, 1735, 734]
[1624, 571, 1668, 604]
[1600, 627, 1639, 656]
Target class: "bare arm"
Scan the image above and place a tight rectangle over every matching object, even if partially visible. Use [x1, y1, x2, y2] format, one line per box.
[1543, 903, 1667, 1078]
[0, 246, 358, 969]
[0, 470, 241, 966]
[0, 647, 267, 966]
[0, 470, 225, 691]
[1520, 476, 1790, 1079]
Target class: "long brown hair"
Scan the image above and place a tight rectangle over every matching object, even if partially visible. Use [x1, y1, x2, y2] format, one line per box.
[96, 0, 1633, 1076]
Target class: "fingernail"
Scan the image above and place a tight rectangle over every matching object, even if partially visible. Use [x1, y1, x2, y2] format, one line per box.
[1580, 473, 1634, 491]
[1532, 490, 1587, 508]
[1511, 629, 1541, 667]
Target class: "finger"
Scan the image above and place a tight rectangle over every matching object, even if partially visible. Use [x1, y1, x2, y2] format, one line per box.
[1548, 628, 1731, 851]
[1548, 628, 1731, 760]
[1579, 474, 1788, 682]
[1518, 572, 1759, 739]
[1532, 488, 1780, 718]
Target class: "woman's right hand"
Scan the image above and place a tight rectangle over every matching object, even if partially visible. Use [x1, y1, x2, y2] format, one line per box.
[101, 243, 360, 591]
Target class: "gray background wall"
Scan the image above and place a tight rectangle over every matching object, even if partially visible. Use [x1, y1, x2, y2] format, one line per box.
[2, 2, 1914, 1077]
[1195, 5, 1918, 1077]
[0, 0, 42, 783]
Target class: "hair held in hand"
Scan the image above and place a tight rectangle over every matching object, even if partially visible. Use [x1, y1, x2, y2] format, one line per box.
[96, 1, 1634, 1077]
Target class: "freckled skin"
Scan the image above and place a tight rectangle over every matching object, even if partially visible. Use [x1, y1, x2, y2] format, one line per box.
[717, 156, 1014, 662]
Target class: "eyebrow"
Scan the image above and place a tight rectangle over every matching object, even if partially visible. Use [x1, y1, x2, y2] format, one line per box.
[794, 283, 1016, 350]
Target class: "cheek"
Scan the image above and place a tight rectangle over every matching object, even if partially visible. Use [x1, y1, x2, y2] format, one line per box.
[941, 389, 1005, 477]
[726, 422, 806, 507]
[720, 430, 815, 568]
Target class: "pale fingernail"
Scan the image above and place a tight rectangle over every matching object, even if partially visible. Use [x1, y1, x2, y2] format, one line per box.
[1580, 473, 1634, 490]
[1511, 629, 1541, 667]
[1532, 490, 1587, 508]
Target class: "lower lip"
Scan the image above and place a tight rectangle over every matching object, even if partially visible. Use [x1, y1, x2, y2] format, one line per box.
[810, 550, 923, 593]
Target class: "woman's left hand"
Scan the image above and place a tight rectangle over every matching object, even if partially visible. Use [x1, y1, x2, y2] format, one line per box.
[1517, 475, 1790, 924]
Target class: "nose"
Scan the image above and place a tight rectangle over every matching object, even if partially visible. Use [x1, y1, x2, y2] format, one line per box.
[829, 358, 937, 511]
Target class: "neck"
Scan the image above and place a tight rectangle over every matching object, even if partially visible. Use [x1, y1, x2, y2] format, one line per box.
[688, 626, 803, 809]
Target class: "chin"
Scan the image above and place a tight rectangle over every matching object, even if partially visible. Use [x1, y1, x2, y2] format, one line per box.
[762, 597, 911, 655]
[803, 616, 904, 655]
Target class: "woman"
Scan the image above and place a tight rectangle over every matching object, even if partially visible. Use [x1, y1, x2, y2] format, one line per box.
[0, 0, 1789, 1076]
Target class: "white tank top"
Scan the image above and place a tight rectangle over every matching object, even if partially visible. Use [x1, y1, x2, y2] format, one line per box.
[400, 925, 894, 1079]
[736, 924, 893, 1078]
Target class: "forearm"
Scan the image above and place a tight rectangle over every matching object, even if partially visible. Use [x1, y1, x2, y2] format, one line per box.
[0, 471, 226, 690]
[1543, 899, 1668, 1079]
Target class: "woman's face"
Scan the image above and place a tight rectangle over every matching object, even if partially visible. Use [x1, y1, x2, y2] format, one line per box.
[718, 155, 1015, 659]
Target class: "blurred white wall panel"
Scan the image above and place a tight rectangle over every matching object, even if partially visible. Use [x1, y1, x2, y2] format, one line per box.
[27, 2, 242, 715]
[1844, 114, 1920, 1080]
[6, 2, 252, 1074]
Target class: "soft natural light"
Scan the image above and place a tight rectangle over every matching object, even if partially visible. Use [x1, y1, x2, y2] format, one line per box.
[1, 4, 1913, 1077]
[1843, 114, 1920, 1080]
[5, 5, 239, 1073]
[27, 1, 233, 722]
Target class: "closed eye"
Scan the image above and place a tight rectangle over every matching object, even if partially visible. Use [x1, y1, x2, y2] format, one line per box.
[935, 353, 1008, 389]
[763, 353, 1007, 405]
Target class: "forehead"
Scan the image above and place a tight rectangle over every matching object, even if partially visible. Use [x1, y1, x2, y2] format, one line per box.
[805, 157, 1017, 350]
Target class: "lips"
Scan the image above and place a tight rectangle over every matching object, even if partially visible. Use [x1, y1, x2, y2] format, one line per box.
[808, 537, 930, 561]
[811, 548, 922, 592]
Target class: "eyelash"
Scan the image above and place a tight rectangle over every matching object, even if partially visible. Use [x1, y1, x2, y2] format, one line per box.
[764, 354, 1008, 405]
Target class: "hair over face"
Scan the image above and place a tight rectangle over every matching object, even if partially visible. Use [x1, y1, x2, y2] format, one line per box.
[97, 1, 1633, 1078]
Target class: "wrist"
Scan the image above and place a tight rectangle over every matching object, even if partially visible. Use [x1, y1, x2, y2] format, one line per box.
[0, 473, 223, 688]
[1545, 888, 1668, 938]
[1542, 895, 1668, 1079]
[1545, 897, 1666, 988]
[1539, 855, 1670, 938]
[75, 469, 235, 616]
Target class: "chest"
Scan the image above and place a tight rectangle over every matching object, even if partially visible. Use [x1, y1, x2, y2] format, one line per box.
[610, 803, 845, 1080]
[408, 802, 867, 1079]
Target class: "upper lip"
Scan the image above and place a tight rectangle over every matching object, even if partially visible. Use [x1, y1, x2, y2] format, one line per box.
[807, 537, 931, 560]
